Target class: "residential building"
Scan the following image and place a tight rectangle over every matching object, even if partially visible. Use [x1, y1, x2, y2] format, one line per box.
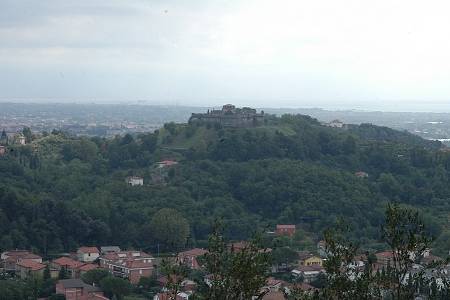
[375, 251, 394, 268]
[15, 260, 46, 279]
[327, 120, 344, 128]
[355, 171, 369, 178]
[156, 160, 178, 168]
[298, 251, 323, 267]
[1, 250, 42, 272]
[100, 246, 121, 255]
[0, 145, 5, 156]
[99, 250, 154, 284]
[15, 134, 26, 145]
[52, 257, 84, 278]
[75, 263, 99, 278]
[56, 279, 108, 300]
[262, 291, 285, 300]
[291, 265, 325, 283]
[264, 277, 285, 292]
[276, 225, 296, 237]
[125, 176, 144, 186]
[77, 247, 100, 262]
[177, 248, 208, 270]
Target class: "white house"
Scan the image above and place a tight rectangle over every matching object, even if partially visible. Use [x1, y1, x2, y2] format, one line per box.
[126, 176, 144, 186]
[77, 247, 100, 262]
[327, 120, 344, 128]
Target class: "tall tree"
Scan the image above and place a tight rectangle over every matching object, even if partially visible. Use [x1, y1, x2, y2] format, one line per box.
[381, 203, 432, 300]
[150, 208, 190, 251]
[200, 222, 271, 300]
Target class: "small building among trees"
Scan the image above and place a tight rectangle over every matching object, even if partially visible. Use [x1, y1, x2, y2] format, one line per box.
[125, 176, 144, 186]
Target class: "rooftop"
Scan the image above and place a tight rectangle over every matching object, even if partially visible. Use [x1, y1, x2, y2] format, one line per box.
[58, 279, 102, 292]
[53, 257, 84, 268]
[78, 247, 100, 254]
[16, 260, 46, 271]
[276, 224, 296, 229]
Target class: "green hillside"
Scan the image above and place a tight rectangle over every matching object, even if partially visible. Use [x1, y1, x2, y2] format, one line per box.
[1, 114, 449, 257]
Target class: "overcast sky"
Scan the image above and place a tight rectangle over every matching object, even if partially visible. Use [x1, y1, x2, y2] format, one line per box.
[2, 0, 450, 111]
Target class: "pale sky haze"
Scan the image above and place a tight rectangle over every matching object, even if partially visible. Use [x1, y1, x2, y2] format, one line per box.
[2, 0, 450, 111]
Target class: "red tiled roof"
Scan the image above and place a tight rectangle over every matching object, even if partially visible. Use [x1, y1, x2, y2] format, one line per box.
[376, 251, 394, 258]
[77, 263, 98, 271]
[22, 253, 42, 260]
[125, 260, 153, 269]
[266, 277, 282, 286]
[53, 257, 83, 268]
[78, 247, 100, 254]
[156, 292, 185, 300]
[3, 250, 41, 260]
[16, 260, 46, 271]
[101, 251, 153, 261]
[262, 291, 285, 300]
[276, 224, 296, 229]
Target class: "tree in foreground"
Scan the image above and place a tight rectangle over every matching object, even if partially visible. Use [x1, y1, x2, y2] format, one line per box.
[196, 221, 271, 300]
[288, 203, 445, 300]
[99, 276, 131, 300]
[81, 268, 110, 286]
[381, 203, 432, 299]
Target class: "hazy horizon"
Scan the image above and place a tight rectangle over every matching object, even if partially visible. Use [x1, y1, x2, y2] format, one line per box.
[2, 0, 450, 112]
[2, 99, 450, 114]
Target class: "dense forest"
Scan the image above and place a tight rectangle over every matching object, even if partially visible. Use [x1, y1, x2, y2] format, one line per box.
[1, 114, 450, 257]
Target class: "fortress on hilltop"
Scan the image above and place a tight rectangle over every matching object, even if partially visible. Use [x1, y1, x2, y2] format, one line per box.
[189, 104, 264, 127]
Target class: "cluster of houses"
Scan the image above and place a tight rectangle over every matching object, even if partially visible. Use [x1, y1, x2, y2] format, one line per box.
[0, 246, 156, 300]
[2, 223, 449, 300]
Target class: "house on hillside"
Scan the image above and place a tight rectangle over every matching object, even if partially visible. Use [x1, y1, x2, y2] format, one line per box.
[1, 250, 42, 272]
[56, 279, 107, 300]
[326, 120, 344, 128]
[291, 265, 325, 283]
[156, 160, 178, 168]
[355, 171, 369, 178]
[52, 257, 84, 278]
[77, 247, 100, 262]
[100, 246, 121, 255]
[14, 133, 26, 145]
[297, 251, 323, 267]
[375, 251, 394, 268]
[15, 260, 46, 279]
[75, 263, 99, 278]
[276, 225, 296, 237]
[99, 250, 154, 284]
[125, 176, 144, 186]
